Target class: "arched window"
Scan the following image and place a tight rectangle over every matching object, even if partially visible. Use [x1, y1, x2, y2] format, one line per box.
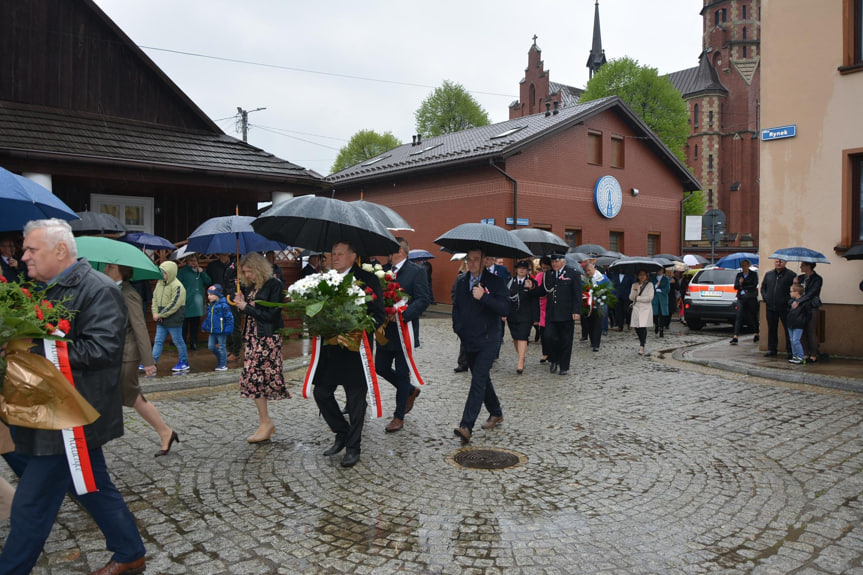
[694, 144, 699, 159]
[743, 27, 747, 40]
[529, 84, 536, 115]
[694, 103, 700, 129]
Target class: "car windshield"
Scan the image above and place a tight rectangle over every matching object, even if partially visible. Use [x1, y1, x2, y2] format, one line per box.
[692, 269, 738, 285]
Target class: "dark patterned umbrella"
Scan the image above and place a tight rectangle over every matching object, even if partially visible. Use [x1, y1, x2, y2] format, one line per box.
[253, 195, 399, 257]
[767, 247, 830, 264]
[434, 223, 532, 259]
[509, 228, 568, 256]
[570, 244, 608, 256]
[187, 216, 286, 255]
[351, 200, 413, 231]
[121, 232, 175, 251]
[0, 167, 79, 231]
[655, 253, 684, 262]
[68, 211, 126, 236]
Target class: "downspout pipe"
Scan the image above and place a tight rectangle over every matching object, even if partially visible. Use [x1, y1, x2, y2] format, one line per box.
[489, 159, 518, 228]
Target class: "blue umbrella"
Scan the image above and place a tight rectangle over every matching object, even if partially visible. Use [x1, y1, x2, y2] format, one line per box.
[715, 252, 759, 268]
[120, 232, 176, 251]
[0, 167, 79, 231]
[408, 249, 435, 261]
[187, 215, 286, 255]
[767, 247, 831, 264]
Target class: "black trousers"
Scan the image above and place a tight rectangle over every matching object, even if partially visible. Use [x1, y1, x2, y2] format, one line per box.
[765, 307, 791, 354]
[182, 316, 201, 349]
[313, 345, 367, 454]
[545, 319, 575, 371]
[734, 297, 759, 334]
[227, 306, 242, 355]
[585, 313, 603, 349]
[612, 302, 630, 329]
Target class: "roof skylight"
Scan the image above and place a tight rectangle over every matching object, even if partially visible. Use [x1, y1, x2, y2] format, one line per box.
[490, 126, 526, 139]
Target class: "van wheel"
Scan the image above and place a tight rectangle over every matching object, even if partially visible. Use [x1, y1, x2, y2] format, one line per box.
[686, 319, 703, 331]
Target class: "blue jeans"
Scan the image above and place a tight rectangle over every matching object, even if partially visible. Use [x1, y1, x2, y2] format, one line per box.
[152, 323, 188, 365]
[789, 328, 805, 359]
[0, 449, 145, 574]
[460, 345, 503, 431]
[208, 333, 228, 367]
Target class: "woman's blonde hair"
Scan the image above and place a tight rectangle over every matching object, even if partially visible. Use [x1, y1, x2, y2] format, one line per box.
[238, 252, 273, 288]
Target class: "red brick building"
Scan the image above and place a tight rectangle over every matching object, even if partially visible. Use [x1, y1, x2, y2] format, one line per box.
[327, 97, 700, 300]
[669, 0, 761, 251]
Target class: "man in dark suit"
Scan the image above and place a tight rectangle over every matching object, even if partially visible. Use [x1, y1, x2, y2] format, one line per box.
[609, 270, 636, 330]
[375, 238, 431, 433]
[301, 254, 322, 278]
[536, 253, 582, 376]
[0, 235, 25, 282]
[313, 241, 385, 468]
[760, 258, 796, 357]
[452, 248, 511, 443]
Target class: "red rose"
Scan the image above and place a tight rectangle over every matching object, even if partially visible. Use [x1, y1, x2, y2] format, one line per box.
[41, 300, 53, 309]
[58, 319, 71, 333]
[45, 323, 55, 333]
[34, 305, 43, 320]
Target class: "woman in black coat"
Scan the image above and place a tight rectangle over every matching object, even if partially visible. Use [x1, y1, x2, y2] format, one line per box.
[234, 252, 289, 443]
[506, 260, 537, 374]
[794, 261, 823, 363]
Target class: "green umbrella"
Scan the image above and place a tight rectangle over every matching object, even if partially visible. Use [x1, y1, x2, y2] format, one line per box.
[75, 236, 162, 281]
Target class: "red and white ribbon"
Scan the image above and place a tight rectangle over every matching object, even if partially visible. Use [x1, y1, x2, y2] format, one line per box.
[43, 332, 98, 496]
[394, 301, 425, 388]
[301, 333, 383, 418]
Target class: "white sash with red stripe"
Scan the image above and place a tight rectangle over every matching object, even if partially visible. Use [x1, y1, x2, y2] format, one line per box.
[394, 300, 425, 388]
[301, 333, 383, 418]
[43, 333, 98, 495]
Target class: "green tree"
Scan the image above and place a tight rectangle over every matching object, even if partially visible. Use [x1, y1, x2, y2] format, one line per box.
[414, 80, 491, 137]
[330, 130, 401, 174]
[580, 57, 699, 213]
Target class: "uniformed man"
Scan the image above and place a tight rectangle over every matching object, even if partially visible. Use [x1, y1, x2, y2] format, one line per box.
[535, 253, 582, 376]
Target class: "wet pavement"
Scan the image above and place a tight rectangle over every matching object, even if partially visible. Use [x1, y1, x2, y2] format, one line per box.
[3, 314, 862, 574]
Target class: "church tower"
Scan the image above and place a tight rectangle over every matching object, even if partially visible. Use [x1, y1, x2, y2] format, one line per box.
[586, 0, 607, 79]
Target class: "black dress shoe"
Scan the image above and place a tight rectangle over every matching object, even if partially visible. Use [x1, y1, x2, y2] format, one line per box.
[323, 437, 346, 456]
[549, 362, 558, 374]
[341, 451, 360, 468]
[453, 366, 468, 373]
[559, 370, 570, 376]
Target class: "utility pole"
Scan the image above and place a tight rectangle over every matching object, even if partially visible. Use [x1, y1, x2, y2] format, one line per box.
[236, 107, 266, 142]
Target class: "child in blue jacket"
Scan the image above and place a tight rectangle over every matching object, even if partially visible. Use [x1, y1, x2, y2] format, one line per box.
[202, 284, 234, 371]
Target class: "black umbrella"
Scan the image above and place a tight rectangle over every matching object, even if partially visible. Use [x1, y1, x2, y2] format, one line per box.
[509, 228, 568, 256]
[565, 252, 590, 269]
[253, 195, 399, 257]
[350, 200, 413, 231]
[69, 211, 126, 236]
[571, 244, 608, 256]
[655, 253, 684, 262]
[843, 244, 863, 260]
[595, 254, 621, 268]
[609, 257, 663, 275]
[434, 223, 532, 259]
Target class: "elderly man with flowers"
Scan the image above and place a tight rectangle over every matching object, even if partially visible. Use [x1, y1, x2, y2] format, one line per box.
[0, 219, 146, 575]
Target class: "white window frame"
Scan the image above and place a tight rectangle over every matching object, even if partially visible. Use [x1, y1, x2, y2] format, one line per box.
[90, 194, 154, 233]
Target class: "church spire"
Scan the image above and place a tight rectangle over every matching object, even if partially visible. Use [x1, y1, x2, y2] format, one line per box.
[586, 0, 607, 79]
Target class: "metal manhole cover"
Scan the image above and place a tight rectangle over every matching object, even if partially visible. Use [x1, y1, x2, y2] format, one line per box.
[450, 448, 526, 470]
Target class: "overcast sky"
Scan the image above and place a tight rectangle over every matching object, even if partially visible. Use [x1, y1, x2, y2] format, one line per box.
[94, 0, 704, 177]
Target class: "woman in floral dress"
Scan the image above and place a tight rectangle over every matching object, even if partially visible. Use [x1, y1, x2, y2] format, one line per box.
[234, 252, 289, 443]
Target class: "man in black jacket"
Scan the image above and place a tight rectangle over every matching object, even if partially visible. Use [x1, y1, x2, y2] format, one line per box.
[451, 248, 510, 443]
[0, 219, 146, 575]
[314, 241, 385, 468]
[730, 259, 759, 345]
[760, 258, 796, 357]
[536, 253, 583, 375]
[375, 238, 431, 433]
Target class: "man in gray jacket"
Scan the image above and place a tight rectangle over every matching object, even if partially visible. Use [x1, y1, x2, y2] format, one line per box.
[0, 219, 146, 575]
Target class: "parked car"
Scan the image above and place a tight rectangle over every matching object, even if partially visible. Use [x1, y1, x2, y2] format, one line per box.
[682, 268, 740, 330]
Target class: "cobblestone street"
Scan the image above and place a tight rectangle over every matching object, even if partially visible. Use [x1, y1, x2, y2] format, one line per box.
[4, 318, 862, 574]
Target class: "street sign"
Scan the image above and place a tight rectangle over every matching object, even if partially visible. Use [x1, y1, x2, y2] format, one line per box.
[505, 217, 529, 226]
[761, 124, 797, 141]
[702, 209, 726, 242]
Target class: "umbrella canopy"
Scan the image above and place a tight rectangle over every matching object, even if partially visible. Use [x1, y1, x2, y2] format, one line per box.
[655, 253, 684, 262]
[408, 249, 435, 261]
[69, 211, 126, 236]
[434, 223, 532, 259]
[188, 215, 286, 255]
[120, 232, 176, 251]
[715, 252, 760, 268]
[169, 245, 196, 261]
[652, 256, 676, 268]
[508, 228, 569, 256]
[565, 253, 590, 269]
[609, 257, 663, 275]
[350, 200, 414, 231]
[0, 167, 79, 231]
[254, 195, 399, 257]
[74, 236, 162, 281]
[683, 254, 709, 266]
[767, 247, 831, 264]
[843, 244, 863, 260]
[570, 244, 608, 256]
[595, 254, 621, 268]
